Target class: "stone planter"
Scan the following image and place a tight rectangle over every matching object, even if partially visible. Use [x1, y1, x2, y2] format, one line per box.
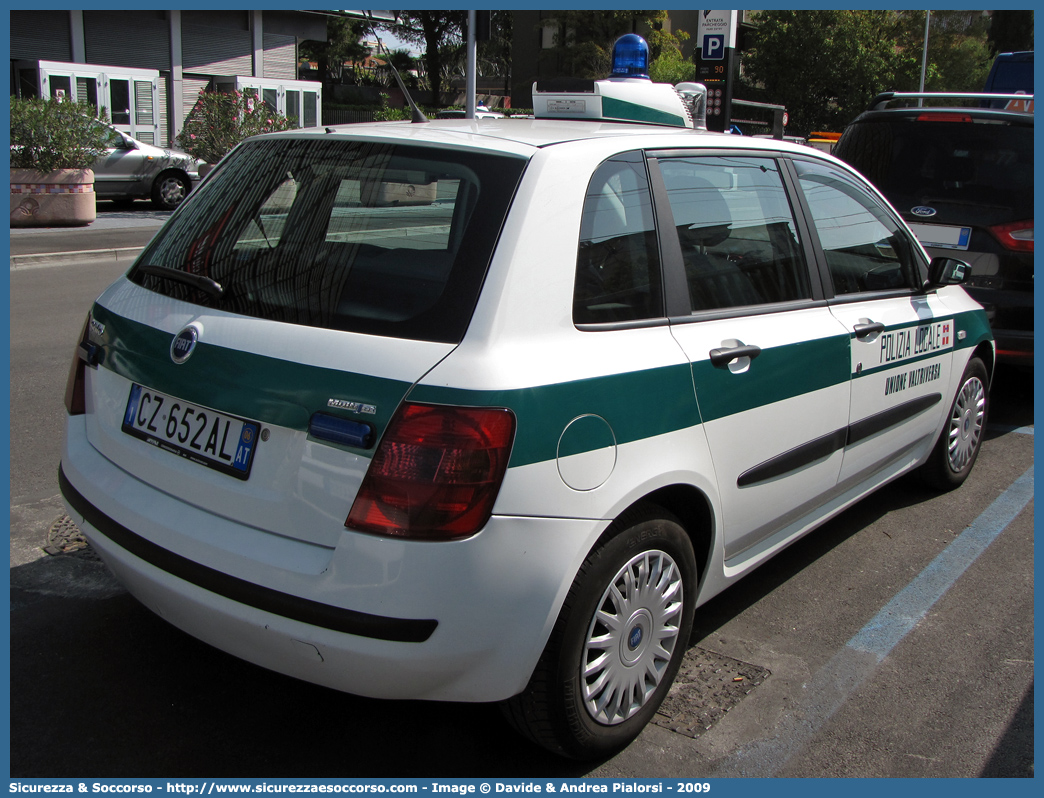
[10, 168, 96, 227]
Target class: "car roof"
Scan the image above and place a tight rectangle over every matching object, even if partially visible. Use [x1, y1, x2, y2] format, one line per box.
[851, 106, 1034, 126]
[992, 50, 1033, 61]
[856, 92, 1034, 124]
[252, 117, 827, 159]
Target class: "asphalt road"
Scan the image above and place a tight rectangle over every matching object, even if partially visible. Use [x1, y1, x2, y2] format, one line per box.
[8, 254, 1034, 779]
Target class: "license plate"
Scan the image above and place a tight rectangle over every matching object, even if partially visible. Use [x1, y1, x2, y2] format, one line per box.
[122, 384, 260, 480]
[908, 222, 972, 251]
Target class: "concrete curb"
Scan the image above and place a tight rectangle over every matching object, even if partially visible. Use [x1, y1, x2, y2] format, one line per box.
[10, 246, 145, 270]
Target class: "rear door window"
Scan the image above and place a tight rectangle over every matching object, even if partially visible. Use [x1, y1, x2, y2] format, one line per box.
[793, 159, 955, 488]
[132, 138, 527, 343]
[657, 155, 811, 311]
[573, 153, 663, 324]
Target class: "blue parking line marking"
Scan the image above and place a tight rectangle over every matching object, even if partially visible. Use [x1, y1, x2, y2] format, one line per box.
[848, 465, 1034, 659]
[709, 465, 1033, 777]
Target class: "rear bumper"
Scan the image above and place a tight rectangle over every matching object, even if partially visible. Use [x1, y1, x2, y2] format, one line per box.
[60, 417, 602, 702]
[59, 466, 436, 644]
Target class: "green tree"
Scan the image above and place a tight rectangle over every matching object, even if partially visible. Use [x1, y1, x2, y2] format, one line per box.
[299, 15, 370, 89]
[390, 11, 468, 105]
[537, 10, 646, 78]
[648, 45, 696, 84]
[10, 98, 110, 171]
[175, 91, 297, 164]
[538, 10, 695, 82]
[439, 11, 514, 82]
[891, 10, 993, 93]
[373, 49, 421, 89]
[741, 10, 907, 136]
[476, 10, 513, 83]
[742, 10, 1000, 135]
[646, 12, 695, 84]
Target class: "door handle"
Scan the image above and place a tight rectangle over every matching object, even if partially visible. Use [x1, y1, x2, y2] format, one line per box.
[709, 344, 762, 368]
[854, 321, 886, 339]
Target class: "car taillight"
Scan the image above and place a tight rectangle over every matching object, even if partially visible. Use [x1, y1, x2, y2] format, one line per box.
[64, 315, 92, 415]
[346, 402, 516, 541]
[988, 219, 1033, 253]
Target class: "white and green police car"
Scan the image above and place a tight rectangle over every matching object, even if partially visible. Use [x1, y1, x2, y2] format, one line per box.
[61, 36, 992, 759]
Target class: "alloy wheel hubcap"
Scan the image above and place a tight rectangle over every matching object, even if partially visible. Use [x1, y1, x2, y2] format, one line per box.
[162, 180, 186, 205]
[581, 549, 683, 725]
[947, 376, 986, 472]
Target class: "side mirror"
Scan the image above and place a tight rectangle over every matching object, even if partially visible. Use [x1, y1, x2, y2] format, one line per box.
[926, 256, 970, 288]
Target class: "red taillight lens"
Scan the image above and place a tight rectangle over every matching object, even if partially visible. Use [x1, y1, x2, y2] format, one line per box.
[64, 315, 91, 415]
[915, 112, 973, 123]
[988, 219, 1034, 253]
[346, 402, 516, 540]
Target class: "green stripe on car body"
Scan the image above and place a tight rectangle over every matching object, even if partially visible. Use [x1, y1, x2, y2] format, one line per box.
[954, 308, 994, 352]
[92, 305, 992, 469]
[409, 363, 701, 469]
[414, 310, 990, 469]
[412, 335, 855, 468]
[690, 335, 852, 424]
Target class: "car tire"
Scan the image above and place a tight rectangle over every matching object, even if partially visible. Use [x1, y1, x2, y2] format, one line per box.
[920, 356, 989, 491]
[503, 504, 697, 759]
[152, 171, 191, 210]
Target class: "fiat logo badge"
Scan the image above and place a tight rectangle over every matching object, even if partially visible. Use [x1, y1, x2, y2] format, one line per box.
[170, 325, 200, 364]
[911, 206, 937, 218]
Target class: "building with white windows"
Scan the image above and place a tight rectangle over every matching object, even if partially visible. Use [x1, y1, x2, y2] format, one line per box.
[10, 10, 334, 146]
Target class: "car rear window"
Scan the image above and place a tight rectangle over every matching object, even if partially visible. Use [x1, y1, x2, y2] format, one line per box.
[834, 117, 1033, 219]
[130, 137, 527, 343]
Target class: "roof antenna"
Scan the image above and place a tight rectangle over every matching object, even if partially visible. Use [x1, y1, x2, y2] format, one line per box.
[364, 11, 428, 124]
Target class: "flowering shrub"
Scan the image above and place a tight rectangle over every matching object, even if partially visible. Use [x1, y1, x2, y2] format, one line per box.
[10, 98, 111, 171]
[176, 90, 298, 164]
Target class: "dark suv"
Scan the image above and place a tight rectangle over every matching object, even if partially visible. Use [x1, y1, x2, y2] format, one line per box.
[835, 92, 1033, 365]
[983, 51, 1033, 97]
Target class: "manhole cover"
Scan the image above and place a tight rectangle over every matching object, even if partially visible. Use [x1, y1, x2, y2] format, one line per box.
[45, 514, 100, 560]
[654, 647, 770, 739]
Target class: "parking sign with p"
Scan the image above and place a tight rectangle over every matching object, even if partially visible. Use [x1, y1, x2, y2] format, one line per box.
[703, 34, 725, 60]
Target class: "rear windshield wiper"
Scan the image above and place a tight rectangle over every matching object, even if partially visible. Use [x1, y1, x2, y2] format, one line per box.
[136, 264, 225, 299]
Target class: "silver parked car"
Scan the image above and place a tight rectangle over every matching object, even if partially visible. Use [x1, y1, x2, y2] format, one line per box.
[95, 125, 202, 210]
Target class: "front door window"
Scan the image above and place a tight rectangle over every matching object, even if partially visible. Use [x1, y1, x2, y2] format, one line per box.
[794, 158, 951, 486]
